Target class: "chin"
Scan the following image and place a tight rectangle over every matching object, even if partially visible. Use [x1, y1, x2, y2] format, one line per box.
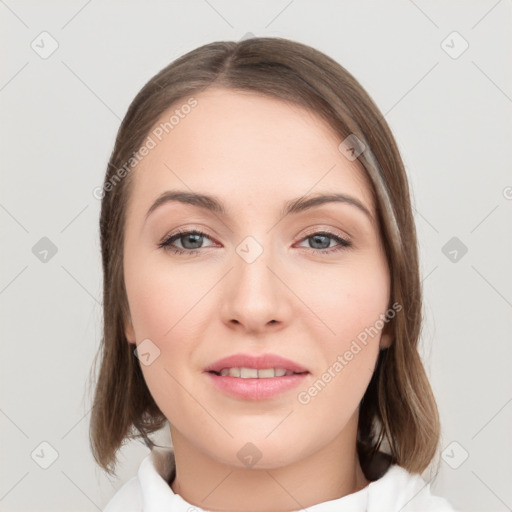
[204, 430, 316, 470]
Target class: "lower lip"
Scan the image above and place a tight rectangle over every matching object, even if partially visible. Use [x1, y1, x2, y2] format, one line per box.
[205, 372, 308, 400]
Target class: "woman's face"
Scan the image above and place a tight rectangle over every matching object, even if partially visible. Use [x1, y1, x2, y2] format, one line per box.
[123, 88, 391, 468]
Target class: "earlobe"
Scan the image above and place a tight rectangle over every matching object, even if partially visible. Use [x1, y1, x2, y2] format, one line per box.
[379, 332, 392, 349]
[379, 313, 394, 349]
[125, 317, 136, 344]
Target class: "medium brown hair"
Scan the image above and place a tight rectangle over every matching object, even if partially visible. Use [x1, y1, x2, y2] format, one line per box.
[89, 36, 440, 478]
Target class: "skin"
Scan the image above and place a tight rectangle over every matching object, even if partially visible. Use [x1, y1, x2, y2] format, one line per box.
[123, 88, 392, 512]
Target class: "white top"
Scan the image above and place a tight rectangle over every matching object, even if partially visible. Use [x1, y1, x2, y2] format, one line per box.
[103, 447, 455, 512]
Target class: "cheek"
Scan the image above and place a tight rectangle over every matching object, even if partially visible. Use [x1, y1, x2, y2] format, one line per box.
[295, 280, 385, 429]
[124, 256, 212, 404]
[124, 255, 208, 341]
[291, 258, 388, 404]
[294, 346, 377, 449]
[123, 258, 204, 423]
[293, 257, 390, 341]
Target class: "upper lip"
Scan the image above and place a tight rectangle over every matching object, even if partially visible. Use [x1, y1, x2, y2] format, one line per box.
[204, 353, 309, 374]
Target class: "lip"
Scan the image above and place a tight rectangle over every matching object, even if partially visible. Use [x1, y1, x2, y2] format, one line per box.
[204, 353, 309, 374]
[204, 353, 309, 401]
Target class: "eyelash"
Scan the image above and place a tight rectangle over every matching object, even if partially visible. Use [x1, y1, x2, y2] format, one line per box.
[157, 229, 352, 256]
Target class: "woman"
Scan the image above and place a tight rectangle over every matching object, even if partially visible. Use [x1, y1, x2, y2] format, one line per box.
[90, 37, 455, 511]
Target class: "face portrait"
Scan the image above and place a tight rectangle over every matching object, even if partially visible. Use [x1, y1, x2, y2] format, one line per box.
[6, 2, 496, 505]
[122, 87, 392, 474]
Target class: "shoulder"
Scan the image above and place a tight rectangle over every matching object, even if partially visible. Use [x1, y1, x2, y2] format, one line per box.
[368, 464, 456, 511]
[103, 475, 142, 512]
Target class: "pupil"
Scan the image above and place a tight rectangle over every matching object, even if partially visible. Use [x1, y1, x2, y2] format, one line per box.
[311, 234, 329, 249]
[183, 233, 202, 249]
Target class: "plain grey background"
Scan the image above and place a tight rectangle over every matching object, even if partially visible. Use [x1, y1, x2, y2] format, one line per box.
[1, 1, 511, 511]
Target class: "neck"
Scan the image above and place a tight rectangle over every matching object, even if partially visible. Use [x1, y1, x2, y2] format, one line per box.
[169, 421, 369, 512]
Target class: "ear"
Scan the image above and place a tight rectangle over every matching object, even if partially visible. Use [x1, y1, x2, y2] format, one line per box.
[125, 316, 136, 345]
[379, 332, 392, 349]
[379, 321, 393, 349]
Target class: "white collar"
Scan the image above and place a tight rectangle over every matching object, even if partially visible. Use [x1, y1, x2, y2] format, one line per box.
[124, 446, 453, 512]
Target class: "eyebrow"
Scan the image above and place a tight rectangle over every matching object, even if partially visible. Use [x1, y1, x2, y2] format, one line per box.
[145, 190, 373, 223]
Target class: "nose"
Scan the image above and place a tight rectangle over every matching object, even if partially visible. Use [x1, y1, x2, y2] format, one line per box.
[220, 242, 292, 335]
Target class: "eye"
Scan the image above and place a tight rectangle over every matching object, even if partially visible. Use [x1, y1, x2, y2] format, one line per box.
[158, 229, 352, 256]
[158, 229, 215, 256]
[295, 231, 352, 255]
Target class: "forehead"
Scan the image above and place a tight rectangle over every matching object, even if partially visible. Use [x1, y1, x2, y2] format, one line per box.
[130, 88, 375, 217]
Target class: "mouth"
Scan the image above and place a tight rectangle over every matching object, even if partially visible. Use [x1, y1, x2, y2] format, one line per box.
[208, 367, 306, 378]
[204, 353, 309, 400]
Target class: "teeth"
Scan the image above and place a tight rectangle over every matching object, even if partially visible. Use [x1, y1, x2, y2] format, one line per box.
[217, 367, 293, 378]
[258, 369, 275, 378]
[240, 368, 258, 378]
